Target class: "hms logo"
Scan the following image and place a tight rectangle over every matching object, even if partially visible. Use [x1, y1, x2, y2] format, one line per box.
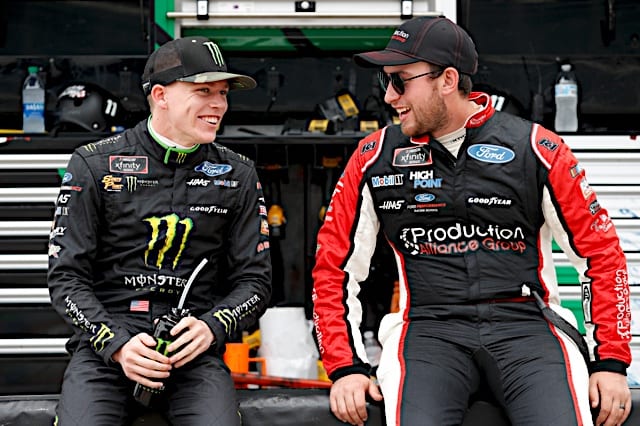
[379, 199, 405, 211]
[187, 178, 211, 187]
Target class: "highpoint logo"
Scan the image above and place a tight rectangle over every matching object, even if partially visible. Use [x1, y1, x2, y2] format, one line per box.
[409, 170, 442, 189]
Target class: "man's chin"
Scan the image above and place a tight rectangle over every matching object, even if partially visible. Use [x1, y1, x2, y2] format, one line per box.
[196, 130, 217, 144]
[400, 124, 424, 139]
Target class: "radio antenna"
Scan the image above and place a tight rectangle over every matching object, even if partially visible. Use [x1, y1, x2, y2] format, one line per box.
[178, 258, 208, 310]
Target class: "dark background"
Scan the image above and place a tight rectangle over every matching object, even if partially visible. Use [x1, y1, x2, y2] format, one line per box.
[0, 0, 638, 133]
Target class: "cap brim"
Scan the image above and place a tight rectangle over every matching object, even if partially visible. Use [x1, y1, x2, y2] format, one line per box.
[353, 50, 421, 67]
[177, 72, 257, 90]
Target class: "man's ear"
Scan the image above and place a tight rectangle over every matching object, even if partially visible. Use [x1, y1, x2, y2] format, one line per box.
[440, 67, 460, 96]
[150, 84, 168, 108]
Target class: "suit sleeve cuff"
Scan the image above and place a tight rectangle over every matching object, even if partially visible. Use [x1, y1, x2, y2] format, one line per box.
[590, 359, 628, 376]
[329, 364, 371, 382]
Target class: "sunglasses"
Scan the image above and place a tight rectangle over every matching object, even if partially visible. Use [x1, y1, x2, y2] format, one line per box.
[378, 69, 444, 95]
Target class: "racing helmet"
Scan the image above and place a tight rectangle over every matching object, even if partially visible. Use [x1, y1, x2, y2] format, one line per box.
[54, 83, 126, 132]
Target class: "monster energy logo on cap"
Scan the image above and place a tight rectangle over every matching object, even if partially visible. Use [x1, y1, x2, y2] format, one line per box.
[141, 36, 257, 94]
[203, 41, 225, 67]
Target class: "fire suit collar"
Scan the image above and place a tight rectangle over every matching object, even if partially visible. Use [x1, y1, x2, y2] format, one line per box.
[466, 92, 495, 128]
[409, 134, 431, 144]
[408, 92, 493, 143]
[146, 119, 201, 165]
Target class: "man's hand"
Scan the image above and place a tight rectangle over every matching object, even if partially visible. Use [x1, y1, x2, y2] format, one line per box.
[590, 371, 631, 426]
[330, 374, 383, 425]
[167, 317, 215, 368]
[112, 332, 172, 389]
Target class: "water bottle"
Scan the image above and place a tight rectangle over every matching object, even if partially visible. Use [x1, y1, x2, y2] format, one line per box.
[553, 63, 578, 132]
[363, 330, 382, 368]
[22, 66, 46, 133]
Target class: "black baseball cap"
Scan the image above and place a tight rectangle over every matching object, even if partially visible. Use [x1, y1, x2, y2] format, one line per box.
[142, 36, 256, 95]
[354, 16, 478, 75]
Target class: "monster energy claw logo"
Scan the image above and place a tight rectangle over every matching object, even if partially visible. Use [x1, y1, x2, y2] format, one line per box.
[126, 176, 137, 192]
[156, 337, 172, 356]
[213, 309, 237, 334]
[91, 323, 115, 352]
[144, 213, 194, 269]
[203, 41, 225, 67]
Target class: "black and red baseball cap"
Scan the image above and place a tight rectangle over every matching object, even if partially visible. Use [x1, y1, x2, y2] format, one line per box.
[142, 36, 256, 95]
[354, 16, 478, 75]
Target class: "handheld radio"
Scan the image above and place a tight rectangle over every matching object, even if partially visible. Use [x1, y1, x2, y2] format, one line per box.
[133, 258, 208, 406]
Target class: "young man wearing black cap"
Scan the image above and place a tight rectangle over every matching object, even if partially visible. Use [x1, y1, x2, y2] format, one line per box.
[312, 16, 631, 426]
[48, 37, 271, 424]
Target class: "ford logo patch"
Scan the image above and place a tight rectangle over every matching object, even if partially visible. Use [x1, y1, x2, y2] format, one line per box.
[195, 161, 233, 177]
[467, 144, 515, 164]
[415, 193, 436, 202]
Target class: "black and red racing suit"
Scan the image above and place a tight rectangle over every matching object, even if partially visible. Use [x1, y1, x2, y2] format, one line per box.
[312, 92, 631, 425]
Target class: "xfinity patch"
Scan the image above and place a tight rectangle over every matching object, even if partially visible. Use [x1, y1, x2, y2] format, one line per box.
[195, 161, 232, 177]
[109, 155, 149, 174]
[392, 146, 432, 167]
[467, 144, 515, 164]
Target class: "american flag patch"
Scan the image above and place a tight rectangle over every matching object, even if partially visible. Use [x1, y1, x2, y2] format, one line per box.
[130, 300, 150, 312]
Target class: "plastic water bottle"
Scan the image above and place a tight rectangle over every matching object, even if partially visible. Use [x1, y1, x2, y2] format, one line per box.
[22, 66, 46, 133]
[553, 64, 578, 132]
[363, 330, 382, 368]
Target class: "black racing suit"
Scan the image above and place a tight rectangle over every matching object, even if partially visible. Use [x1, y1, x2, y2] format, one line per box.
[313, 93, 631, 425]
[48, 119, 271, 425]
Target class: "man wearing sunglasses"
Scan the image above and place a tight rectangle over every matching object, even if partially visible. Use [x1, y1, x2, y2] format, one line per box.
[312, 16, 631, 426]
